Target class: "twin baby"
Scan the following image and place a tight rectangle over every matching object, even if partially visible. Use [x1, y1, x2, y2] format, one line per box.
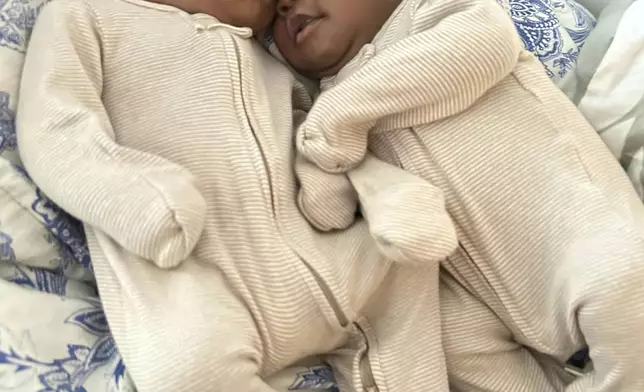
[15, 0, 644, 390]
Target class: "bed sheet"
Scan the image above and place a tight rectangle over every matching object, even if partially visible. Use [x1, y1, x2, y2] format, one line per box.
[0, 0, 597, 391]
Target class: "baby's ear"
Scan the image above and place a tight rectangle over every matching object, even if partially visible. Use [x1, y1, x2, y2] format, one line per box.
[348, 155, 458, 265]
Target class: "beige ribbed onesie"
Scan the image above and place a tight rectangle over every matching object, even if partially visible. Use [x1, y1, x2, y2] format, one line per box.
[16, 0, 452, 391]
[295, 0, 644, 391]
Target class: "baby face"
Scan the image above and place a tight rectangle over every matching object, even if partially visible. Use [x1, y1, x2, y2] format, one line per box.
[273, 0, 401, 78]
[154, 0, 276, 33]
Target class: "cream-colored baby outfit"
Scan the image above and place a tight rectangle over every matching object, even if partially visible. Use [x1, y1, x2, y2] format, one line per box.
[16, 0, 453, 391]
[295, 0, 644, 391]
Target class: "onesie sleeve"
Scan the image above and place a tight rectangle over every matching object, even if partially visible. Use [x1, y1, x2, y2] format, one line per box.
[298, 0, 524, 172]
[17, 0, 206, 269]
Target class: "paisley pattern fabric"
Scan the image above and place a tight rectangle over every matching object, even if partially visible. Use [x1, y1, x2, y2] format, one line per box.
[0, 138, 132, 391]
[497, 0, 596, 83]
[0, 0, 43, 53]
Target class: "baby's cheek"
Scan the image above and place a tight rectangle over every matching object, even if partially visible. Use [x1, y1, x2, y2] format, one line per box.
[254, 2, 276, 32]
[272, 20, 296, 59]
[223, 0, 274, 33]
[272, 20, 288, 48]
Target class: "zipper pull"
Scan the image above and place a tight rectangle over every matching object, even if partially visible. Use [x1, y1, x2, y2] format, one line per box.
[355, 322, 379, 392]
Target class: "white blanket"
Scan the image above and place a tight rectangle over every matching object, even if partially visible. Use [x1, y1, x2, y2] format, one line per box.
[562, 0, 644, 199]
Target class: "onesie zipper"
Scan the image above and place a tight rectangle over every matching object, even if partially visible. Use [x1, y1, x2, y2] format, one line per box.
[229, 35, 350, 329]
[228, 37, 275, 211]
[355, 321, 379, 392]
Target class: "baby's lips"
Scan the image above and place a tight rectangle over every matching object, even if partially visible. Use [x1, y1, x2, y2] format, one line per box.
[296, 121, 367, 173]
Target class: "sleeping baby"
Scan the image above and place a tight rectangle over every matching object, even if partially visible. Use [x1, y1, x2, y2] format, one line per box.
[16, 0, 459, 390]
[274, 0, 644, 391]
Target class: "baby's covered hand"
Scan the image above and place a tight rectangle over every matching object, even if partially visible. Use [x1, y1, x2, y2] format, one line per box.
[23, 152, 207, 270]
[349, 155, 458, 265]
[295, 152, 358, 231]
[18, 110, 207, 269]
[294, 149, 458, 264]
[125, 166, 207, 269]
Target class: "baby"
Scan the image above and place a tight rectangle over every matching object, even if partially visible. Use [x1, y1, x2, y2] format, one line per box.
[16, 0, 458, 390]
[274, 0, 644, 391]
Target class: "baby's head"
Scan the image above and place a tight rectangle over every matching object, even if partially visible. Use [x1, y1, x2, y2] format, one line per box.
[153, 0, 276, 34]
[273, 0, 401, 78]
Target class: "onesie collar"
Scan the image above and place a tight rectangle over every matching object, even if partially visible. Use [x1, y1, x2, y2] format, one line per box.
[121, 0, 253, 38]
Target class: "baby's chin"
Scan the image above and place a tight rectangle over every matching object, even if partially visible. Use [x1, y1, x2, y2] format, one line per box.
[274, 44, 353, 79]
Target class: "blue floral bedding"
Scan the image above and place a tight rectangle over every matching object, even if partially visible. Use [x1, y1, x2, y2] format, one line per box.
[0, 11, 130, 387]
[0, 0, 595, 390]
[497, 0, 596, 82]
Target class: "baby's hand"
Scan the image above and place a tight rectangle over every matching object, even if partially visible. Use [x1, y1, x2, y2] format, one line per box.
[295, 152, 358, 231]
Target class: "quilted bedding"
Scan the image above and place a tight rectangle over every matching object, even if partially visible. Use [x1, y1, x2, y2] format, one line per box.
[0, 0, 604, 390]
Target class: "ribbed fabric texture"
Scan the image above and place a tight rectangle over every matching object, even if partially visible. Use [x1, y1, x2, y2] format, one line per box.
[295, 0, 644, 391]
[16, 0, 454, 391]
[345, 155, 458, 265]
[17, 0, 208, 270]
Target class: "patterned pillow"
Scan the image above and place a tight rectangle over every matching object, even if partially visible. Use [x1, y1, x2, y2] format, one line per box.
[497, 0, 597, 83]
[0, 0, 46, 164]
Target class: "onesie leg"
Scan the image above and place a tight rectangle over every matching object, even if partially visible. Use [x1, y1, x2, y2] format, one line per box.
[562, 232, 644, 392]
[440, 272, 563, 392]
[554, 92, 644, 391]
[88, 230, 346, 392]
[106, 254, 280, 392]
[86, 233, 279, 392]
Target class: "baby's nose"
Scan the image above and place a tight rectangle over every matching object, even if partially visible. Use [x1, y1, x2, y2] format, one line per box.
[276, 0, 295, 17]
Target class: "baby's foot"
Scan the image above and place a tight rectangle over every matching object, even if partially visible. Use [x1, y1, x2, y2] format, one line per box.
[349, 155, 458, 265]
